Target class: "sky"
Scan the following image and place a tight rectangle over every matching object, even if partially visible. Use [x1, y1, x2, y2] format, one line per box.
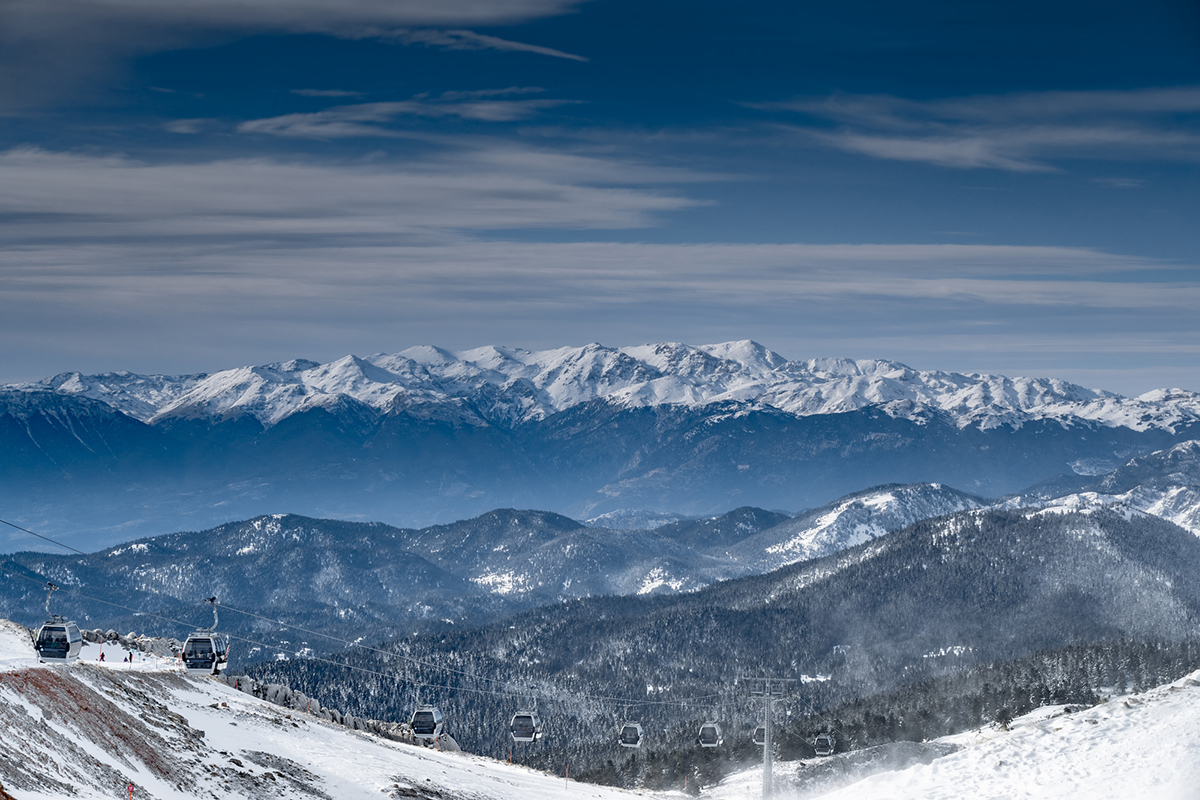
[1, 0, 1199, 397]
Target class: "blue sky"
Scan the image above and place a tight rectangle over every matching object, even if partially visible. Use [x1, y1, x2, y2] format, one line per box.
[1, 0, 1198, 395]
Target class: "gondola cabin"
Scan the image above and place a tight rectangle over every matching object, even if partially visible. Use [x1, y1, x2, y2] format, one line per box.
[752, 726, 767, 746]
[510, 711, 543, 743]
[181, 631, 229, 675]
[618, 722, 643, 748]
[34, 618, 82, 662]
[410, 706, 444, 743]
[697, 722, 723, 748]
[813, 733, 836, 756]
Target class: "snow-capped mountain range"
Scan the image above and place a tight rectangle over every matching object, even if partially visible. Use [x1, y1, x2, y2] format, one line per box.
[6, 341, 1200, 548]
[24, 340, 1200, 432]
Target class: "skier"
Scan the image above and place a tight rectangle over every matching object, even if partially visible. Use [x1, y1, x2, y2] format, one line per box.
[99, 651, 105, 662]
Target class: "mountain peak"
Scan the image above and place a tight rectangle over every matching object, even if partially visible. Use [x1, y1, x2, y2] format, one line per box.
[9, 341, 1200, 434]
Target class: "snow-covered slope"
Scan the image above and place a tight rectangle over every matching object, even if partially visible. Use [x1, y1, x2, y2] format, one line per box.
[709, 671, 1200, 800]
[727, 483, 989, 567]
[23, 340, 1200, 432]
[0, 620, 653, 800]
[583, 509, 689, 530]
[1007, 440, 1200, 535]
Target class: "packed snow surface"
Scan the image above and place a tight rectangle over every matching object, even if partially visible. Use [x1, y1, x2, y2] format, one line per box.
[20, 340, 1200, 432]
[710, 671, 1200, 800]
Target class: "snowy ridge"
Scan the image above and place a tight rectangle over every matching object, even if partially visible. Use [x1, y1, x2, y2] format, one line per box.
[1003, 440, 1200, 534]
[727, 483, 989, 568]
[19, 340, 1200, 431]
[583, 509, 689, 530]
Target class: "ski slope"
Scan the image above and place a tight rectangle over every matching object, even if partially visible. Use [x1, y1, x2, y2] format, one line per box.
[710, 671, 1200, 800]
[4, 618, 1200, 799]
[0, 620, 654, 800]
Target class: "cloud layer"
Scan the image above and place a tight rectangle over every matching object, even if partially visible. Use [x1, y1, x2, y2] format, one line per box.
[760, 87, 1200, 171]
[239, 89, 580, 138]
[0, 144, 698, 238]
[1, 145, 1196, 394]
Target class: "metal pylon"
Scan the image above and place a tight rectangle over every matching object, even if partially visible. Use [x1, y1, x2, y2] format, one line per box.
[742, 677, 795, 800]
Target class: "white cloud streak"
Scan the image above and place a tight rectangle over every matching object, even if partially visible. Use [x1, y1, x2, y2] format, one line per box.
[0, 0, 590, 110]
[240, 90, 580, 138]
[380, 28, 588, 62]
[0, 145, 702, 238]
[757, 87, 1200, 171]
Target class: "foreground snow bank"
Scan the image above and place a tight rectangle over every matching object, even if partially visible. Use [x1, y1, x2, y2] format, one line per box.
[709, 671, 1200, 800]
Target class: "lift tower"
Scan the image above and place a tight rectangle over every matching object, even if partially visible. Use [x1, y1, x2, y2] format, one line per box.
[742, 677, 795, 799]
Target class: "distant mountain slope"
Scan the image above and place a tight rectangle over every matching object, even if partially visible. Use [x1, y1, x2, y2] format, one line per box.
[0, 389, 174, 480]
[726, 483, 988, 567]
[0, 508, 767, 641]
[0, 514, 489, 646]
[1006, 440, 1200, 534]
[6, 342, 1200, 547]
[654, 506, 791, 550]
[0, 487, 1002, 646]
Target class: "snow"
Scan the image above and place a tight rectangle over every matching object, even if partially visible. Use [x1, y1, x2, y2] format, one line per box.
[19, 340, 1200, 433]
[754, 484, 987, 567]
[6, 618, 1200, 800]
[0, 619, 657, 800]
[636, 567, 686, 595]
[1020, 487, 1200, 536]
[472, 571, 531, 595]
[0, 619, 36, 673]
[709, 671, 1200, 800]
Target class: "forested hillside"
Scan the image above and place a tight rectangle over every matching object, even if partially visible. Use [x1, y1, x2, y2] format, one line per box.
[244, 508, 1200, 788]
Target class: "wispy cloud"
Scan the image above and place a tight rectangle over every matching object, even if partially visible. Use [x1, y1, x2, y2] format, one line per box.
[4, 234, 1196, 395]
[1091, 177, 1146, 189]
[754, 87, 1200, 171]
[380, 28, 588, 62]
[0, 144, 702, 239]
[0, 0, 589, 110]
[163, 118, 215, 134]
[239, 89, 580, 138]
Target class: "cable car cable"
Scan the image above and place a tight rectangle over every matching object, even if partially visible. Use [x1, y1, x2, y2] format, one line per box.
[0, 516, 90, 556]
[216, 600, 515, 689]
